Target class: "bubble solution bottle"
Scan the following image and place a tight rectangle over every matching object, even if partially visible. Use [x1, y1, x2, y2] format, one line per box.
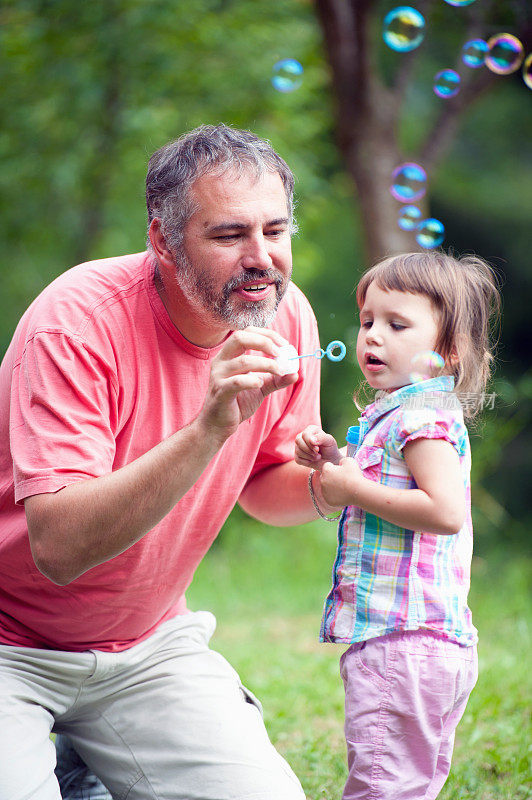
[346, 425, 360, 457]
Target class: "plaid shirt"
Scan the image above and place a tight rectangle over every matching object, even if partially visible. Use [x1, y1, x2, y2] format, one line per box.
[320, 377, 477, 647]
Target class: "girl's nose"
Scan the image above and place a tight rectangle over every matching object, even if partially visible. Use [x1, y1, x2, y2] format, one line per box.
[365, 326, 383, 345]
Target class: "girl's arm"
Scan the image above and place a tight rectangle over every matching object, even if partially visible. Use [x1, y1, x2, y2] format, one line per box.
[318, 437, 466, 535]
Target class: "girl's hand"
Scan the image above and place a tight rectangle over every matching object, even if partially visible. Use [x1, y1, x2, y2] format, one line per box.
[295, 425, 341, 471]
[319, 457, 365, 508]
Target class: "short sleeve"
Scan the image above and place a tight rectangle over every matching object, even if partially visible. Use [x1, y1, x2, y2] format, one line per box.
[10, 331, 119, 503]
[389, 405, 468, 458]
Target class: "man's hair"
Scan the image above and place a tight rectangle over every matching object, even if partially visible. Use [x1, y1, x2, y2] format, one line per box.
[145, 124, 297, 254]
[356, 251, 502, 417]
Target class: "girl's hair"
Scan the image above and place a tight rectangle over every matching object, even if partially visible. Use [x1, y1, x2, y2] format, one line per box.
[356, 251, 502, 417]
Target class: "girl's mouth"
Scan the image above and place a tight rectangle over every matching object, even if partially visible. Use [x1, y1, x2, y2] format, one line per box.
[365, 354, 386, 372]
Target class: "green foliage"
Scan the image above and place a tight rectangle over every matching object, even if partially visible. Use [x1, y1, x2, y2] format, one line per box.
[188, 514, 532, 800]
[1, 0, 531, 541]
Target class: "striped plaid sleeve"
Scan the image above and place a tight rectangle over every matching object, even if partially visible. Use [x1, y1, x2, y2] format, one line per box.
[389, 406, 467, 458]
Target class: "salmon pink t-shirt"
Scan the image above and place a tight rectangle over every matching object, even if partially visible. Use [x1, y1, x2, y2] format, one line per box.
[0, 252, 320, 651]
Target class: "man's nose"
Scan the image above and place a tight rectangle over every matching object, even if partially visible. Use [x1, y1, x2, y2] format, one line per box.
[240, 235, 273, 270]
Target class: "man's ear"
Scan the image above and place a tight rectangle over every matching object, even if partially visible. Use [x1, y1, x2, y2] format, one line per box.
[148, 218, 175, 271]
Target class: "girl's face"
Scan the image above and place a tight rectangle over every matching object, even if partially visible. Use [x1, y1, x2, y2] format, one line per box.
[356, 282, 441, 392]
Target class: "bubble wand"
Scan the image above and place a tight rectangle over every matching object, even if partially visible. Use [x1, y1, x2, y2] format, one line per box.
[276, 340, 346, 374]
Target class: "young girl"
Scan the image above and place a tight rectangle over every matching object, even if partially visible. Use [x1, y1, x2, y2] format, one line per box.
[295, 251, 501, 800]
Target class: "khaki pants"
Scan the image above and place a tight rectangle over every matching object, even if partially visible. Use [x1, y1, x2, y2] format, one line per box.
[0, 611, 304, 800]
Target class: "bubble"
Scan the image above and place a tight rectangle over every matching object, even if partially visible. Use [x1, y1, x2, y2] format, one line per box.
[485, 34, 524, 75]
[410, 350, 445, 384]
[415, 218, 445, 249]
[443, 0, 476, 6]
[433, 69, 461, 98]
[523, 53, 532, 89]
[390, 163, 427, 203]
[462, 38, 488, 68]
[382, 7, 425, 53]
[398, 205, 422, 231]
[271, 59, 303, 92]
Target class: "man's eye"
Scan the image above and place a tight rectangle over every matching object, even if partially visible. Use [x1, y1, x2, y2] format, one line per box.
[265, 229, 285, 237]
[214, 234, 239, 241]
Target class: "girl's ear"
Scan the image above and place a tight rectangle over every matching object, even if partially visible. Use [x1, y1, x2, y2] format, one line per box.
[449, 346, 460, 367]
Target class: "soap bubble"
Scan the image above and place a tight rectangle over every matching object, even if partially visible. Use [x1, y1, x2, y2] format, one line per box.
[433, 69, 461, 98]
[383, 7, 425, 52]
[416, 218, 445, 249]
[398, 205, 422, 230]
[390, 163, 427, 203]
[523, 53, 532, 89]
[485, 34, 524, 75]
[271, 59, 303, 92]
[443, 0, 476, 6]
[410, 350, 445, 383]
[462, 38, 488, 68]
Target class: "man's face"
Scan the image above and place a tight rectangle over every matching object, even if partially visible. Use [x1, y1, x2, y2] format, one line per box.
[171, 168, 293, 334]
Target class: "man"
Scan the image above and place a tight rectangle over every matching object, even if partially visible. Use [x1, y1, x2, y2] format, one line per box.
[0, 124, 327, 800]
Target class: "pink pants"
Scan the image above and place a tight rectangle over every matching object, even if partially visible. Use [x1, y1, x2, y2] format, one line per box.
[340, 629, 478, 800]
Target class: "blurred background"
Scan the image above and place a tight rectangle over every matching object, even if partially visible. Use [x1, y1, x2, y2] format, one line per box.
[1, 0, 531, 551]
[2, 2, 531, 796]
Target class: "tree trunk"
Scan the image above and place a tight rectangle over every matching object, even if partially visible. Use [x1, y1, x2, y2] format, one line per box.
[313, 0, 525, 264]
[314, 0, 423, 263]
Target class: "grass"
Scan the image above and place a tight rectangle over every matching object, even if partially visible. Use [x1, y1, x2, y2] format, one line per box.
[187, 510, 531, 800]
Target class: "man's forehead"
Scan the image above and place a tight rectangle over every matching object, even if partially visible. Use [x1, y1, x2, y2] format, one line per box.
[187, 168, 289, 226]
[189, 166, 285, 200]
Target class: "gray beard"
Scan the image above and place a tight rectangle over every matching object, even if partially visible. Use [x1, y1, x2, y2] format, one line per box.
[174, 252, 289, 330]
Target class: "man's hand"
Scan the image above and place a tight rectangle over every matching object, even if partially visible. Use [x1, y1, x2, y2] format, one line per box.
[295, 425, 341, 471]
[198, 327, 298, 444]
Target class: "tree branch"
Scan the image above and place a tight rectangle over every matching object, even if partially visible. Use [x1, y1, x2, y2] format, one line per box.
[419, 69, 497, 172]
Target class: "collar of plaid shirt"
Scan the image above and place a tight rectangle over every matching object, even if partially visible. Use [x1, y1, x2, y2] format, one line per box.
[359, 376, 456, 435]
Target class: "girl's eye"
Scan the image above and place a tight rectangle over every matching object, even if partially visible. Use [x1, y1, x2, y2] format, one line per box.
[361, 320, 372, 328]
[390, 322, 406, 331]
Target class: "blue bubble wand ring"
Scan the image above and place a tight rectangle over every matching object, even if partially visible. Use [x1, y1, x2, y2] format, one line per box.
[276, 340, 346, 375]
[289, 340, 347, 362]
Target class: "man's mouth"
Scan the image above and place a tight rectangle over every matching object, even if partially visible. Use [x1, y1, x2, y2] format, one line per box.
[234, 282, 274, 301]
[221, 269, 286, 309]
[239, 282, 269, 292]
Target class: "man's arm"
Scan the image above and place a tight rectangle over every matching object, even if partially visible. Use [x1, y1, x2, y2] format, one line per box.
[24, 328, 297, 585]
[238, 460, 319, 526]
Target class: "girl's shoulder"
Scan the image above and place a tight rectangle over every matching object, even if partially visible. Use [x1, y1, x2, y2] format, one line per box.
[386, 401, 469, 457]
